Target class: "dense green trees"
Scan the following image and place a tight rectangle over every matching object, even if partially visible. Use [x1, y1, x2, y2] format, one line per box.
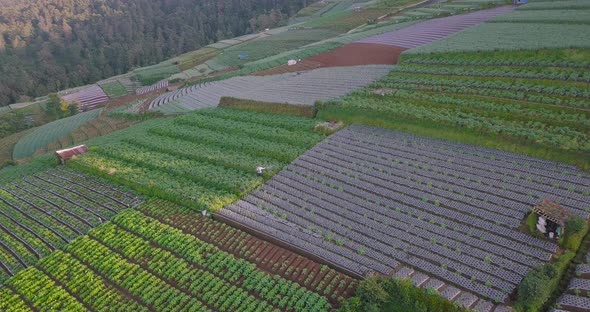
[0, 0, 307, 105]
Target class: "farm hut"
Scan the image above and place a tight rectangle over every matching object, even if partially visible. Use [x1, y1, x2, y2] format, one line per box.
[166, 85, 179, 92]
[532, 199, 572, 239]
[55, 145, 88, 165]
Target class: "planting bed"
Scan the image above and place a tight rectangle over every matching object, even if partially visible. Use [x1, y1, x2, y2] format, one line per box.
[0, 167, 141, 283]
[135, 79, 169, 95]
[149, 65, 393, 113]
[72, 108, 324, 211]
[0, 199, 354, 311]
[254, 43, 404, 76]
[62, 85, 109, 111]
[358, 6, 513, 48]
[219, 125, 590, 308]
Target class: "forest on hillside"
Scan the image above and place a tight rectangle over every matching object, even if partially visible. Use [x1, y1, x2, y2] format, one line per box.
[0, 0, 307, 105]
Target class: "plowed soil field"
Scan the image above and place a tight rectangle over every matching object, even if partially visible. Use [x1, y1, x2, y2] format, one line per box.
[254, 43, 405, 76]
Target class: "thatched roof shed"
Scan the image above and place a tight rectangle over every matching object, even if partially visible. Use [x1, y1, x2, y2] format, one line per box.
[532, 199, 572, 226]
[55, 145, 88, 164]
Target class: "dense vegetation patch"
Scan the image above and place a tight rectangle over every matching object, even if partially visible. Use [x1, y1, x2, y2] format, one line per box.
[71, 108, 324, 211]
[320, 48, 590, 169]
[339, 275, 469, 312]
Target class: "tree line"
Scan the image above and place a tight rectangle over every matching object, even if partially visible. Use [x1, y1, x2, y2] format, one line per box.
[0, 0, 307, 105]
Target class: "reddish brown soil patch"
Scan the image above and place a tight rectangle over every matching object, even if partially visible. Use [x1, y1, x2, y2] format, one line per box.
[255, 43, 405, 76]
[144, 210, 359, 305]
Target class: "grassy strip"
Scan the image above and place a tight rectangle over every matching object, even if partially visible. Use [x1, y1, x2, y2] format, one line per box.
[317, 106, 590, 170]
[219, 97, 317, 118]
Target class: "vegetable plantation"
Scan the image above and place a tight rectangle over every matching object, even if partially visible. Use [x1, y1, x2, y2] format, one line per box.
[0, 199, 355, 311]
[98, 80, 128, 98]
[219, 125, 590, 309]
[0, 167, 141, 284]
[408, 0, 590, 54]
[322, 48, 590, 169]
[71, 108, 325, 211]
[150, 65, 392, 113]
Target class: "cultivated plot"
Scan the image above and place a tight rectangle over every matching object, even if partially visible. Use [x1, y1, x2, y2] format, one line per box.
[0, 199, 356, 311]
[357, 6, 513, 48]
[0, 167, 141, 283]
[149, 65, 393, 113]
[219, 125, 590, 307]
[72, 108, 325, 211]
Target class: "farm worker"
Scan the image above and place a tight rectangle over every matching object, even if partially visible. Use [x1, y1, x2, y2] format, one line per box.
[256, 166, 266, 177]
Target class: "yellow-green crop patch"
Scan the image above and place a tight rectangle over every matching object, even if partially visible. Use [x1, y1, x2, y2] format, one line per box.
[72, 108, 325, 211]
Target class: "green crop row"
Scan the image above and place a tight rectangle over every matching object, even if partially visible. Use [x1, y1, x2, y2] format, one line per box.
[408, 23, 590, 54]
[72, 108, 324, 211]
[377, 72, 590, 108]
[37, 250, 149, 311]
[72, 153, 235, 211]
[490, 8, 590, 25]
[94, 142, 259, 195]
[401, 49, 590, 68]
[109, 209, 332, 311]
[136, 199, 358, 303]
[516, 0, 590, 11]
[381, 72, 590, 99]
[124, 134, 284, 175]
[173, 113, 323, 148]
[394, 64, 590, 82]
[331, 92, 590, 152]
[64, 235, 209, 311]
[382, 90, 590, 131]
[99, 80, 128, 98]
[0, 287, 32, 312]
[5, 267, 86, 311]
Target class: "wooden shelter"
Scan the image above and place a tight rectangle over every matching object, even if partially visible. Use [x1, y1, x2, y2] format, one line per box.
[533, 199, 571, 226]
[532, 199, 572, 239]
[55, 145, 88, 165]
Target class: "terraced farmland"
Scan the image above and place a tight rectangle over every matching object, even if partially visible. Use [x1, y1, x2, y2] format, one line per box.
[135, 79, 169, 95]
[357, 6, 513, 48]
[62, 85, 109, 111]
[219, 125, 590, 308]
[98, 80, 128, 98]
[149, 65, 393, 113]
[0, 167, 141, 283]
[322, 48, 590, 169]
[0, 199, 356, 311]
[72, 108, 325, 211]
[408, 1, 590, 53]
[12, 109, 101, 160]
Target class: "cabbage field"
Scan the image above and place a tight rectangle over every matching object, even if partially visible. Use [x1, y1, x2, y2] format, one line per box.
[220, 125, 590, 309]
[409, 0, 590, 53]
[71, 108, 325, 211]
[321, 48, 590, 169]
